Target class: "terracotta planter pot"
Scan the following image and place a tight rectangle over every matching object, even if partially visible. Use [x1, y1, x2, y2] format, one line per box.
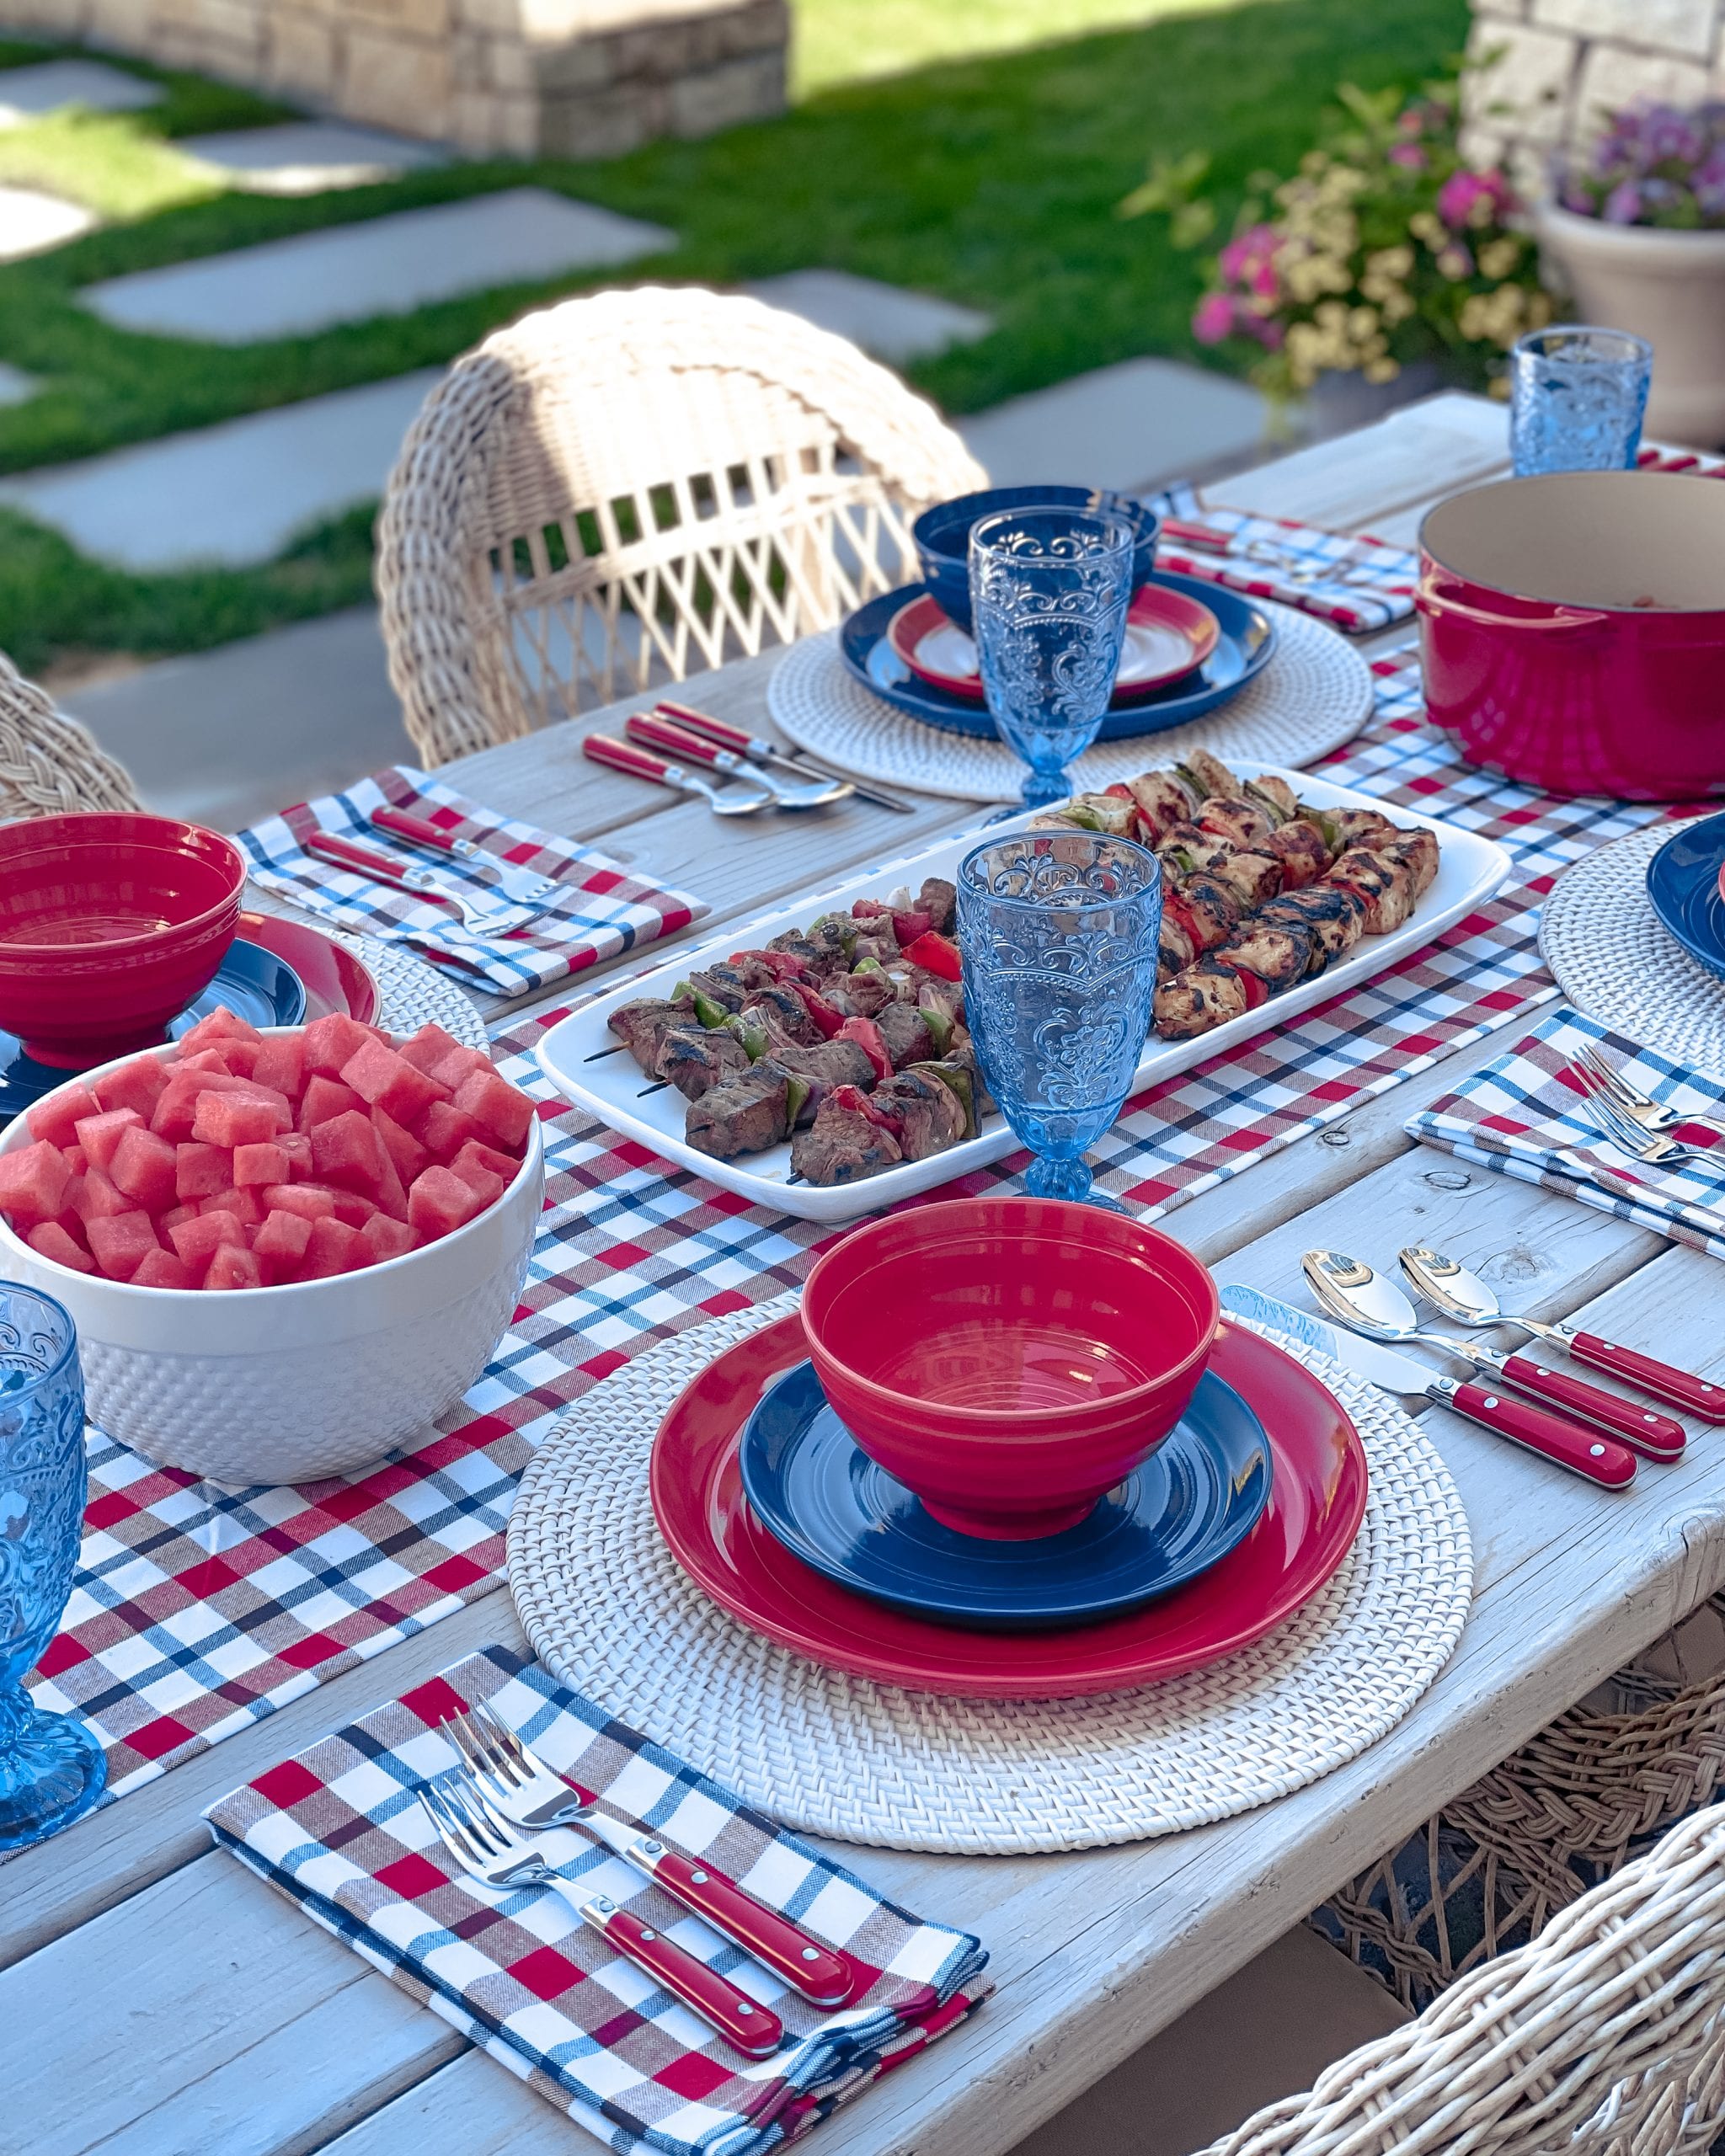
[1536, 202, 1725, 447]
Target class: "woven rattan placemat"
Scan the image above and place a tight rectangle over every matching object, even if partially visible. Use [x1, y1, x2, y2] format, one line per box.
[337, 931, 489, 1051]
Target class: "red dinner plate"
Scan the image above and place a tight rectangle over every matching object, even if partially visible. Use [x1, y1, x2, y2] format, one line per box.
[237, 911, 381, 1026]
[888, 584, 1223, 707]
[650, 1313, 1366, 1699]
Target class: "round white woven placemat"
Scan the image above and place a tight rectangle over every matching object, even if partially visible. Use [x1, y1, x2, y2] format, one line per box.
[766, 603, 1375, 805]
[334, 931, 489, 1051]
[507, 1294, 1472, 1853]
[1540, 823, 1725, 1077]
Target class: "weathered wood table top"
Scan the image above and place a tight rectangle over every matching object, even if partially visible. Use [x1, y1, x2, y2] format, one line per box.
[12, 392, 1725, 2156]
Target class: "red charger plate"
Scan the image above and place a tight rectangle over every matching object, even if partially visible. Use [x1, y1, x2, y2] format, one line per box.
[888, 585, 1222, 707]
[650, 1313, 1367, 1699]
[238, 912, 380, 1026]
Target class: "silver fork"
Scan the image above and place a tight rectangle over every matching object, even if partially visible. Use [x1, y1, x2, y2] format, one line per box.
[1578, 1086, 1725, 1176]
[445, 1703, 854, 2006]
[1571, 1043, 1725, 1144]
[417, 1774, 786, 2057]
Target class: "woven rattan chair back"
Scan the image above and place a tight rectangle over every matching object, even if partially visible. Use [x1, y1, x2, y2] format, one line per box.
[0, 648, 142, 819]
[1205, 1802, 1725, 2156]
[376, 286, 986, 767]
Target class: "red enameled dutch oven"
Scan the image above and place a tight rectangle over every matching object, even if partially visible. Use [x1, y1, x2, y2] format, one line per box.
[1418, 472, 1725, 801]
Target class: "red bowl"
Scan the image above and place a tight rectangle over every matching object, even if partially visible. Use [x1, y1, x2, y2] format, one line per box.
[0, 813, 246, 1065]
[800, 1197, 1220, 1540]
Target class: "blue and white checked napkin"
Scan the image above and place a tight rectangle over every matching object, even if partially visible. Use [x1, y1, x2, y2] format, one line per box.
[206, 1647, 989, 2156]
[1150, 482, 1418, 633]
[237, 767, 707, 994]
[1405, 1008, 1725, 1261]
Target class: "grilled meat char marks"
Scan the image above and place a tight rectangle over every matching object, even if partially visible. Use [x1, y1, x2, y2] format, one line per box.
[654, 1026, 751, 1099]
[686, 1066, 790, 1161]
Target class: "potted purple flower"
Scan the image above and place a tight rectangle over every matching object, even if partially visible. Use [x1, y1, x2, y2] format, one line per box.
[1539, 101, 1725, 444]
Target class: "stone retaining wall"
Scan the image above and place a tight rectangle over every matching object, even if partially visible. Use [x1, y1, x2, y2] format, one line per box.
[1463, 0, 1725, 185]
[0, 0, 789, 156]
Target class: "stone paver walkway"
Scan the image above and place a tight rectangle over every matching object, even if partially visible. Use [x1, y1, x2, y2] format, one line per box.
[958, 355, 1268, 493]
[0, 370, 444, 568]
[83, 187, 676, 342]
[0, 57, 159, 125]
[179, 120, 447, 195]
[745, 269, 990, 362]
[0, 183, 94, 261]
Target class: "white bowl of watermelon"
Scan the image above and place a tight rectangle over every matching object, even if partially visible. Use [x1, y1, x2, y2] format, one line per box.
[0, 1006, 544, 1485]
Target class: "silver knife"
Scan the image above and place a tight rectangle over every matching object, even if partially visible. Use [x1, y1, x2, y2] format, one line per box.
[1217, 1283, 1637, 1490]
[369, 806, 565, 910]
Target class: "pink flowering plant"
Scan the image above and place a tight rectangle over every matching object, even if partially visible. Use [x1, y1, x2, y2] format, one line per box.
[1125, 71, 1554, 399]
[1557, 100, 1725, 227]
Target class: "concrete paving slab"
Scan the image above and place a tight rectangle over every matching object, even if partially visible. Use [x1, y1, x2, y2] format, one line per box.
[179, 120, 448, 196]
[83, 186, 676, 343]
[744, 269, 990, 363]
[959, 355, 1268, 494]
[0, 368, 444, 568]
[60, 606, 412, 831]
[0, 184, 94, 261]
[0, 360, 37, 404]
[0, 58, 160, 126]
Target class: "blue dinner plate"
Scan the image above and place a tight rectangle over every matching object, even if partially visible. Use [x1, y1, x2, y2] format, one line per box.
[0, 937, 307, 1123]
[738, 1360, 1274, 1631]
[1647, 811, 1725, 981]
[839, 572, 1278, 743]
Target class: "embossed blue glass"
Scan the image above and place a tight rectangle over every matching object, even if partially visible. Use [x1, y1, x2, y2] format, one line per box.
[1511, 324, 1652, 477]
[0, 1285, 104, 1851]
[956, 830, 1161, 1206]
[968, 504, 1135, 810]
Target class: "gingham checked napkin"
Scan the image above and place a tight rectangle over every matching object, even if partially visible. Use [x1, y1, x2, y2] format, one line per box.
[206, 1646, 990, 2156]
[1404, 1008, 1725, 1261]
[1148, 481, 1418, 633]
[236, 767, 707, 994]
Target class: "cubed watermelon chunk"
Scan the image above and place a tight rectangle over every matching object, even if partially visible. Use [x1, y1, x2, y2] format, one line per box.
[25, 1082, 99, 1150]
[159, 1203, 196, 1235]
[68, 1166, 134, 1222]
[233, 1141, 289, 1187]
[0, 1140, 72, 1226]
[90, 1055, 168, 1122]
[192, 1091, 285, 1148]
[329, 1189, 377, 1228]
[408, 1164, 484, 1241]
[340, 1037, 450, 1127]
[250, 1033, 304, 1101]
[302, 1012, 374, 1079]
[371, 1145, 409, 1224]
[152, 1070, 286, 1140]
[275, 1131, 313, 1178]
[310, 1109, 387, 1198]
[451, 1068, 535, 1151]
[451, 1138, 521, 1185]
[358, 1214, 414, 1266]
[87, 1210, 161, 1283]
[254, 1208, 312, 1282]
[371, 1106, 428, 1186]
[399, 1022, 467, 1079]
[176, 1048, 233, 1077]
[169, 1210, 246, 1277]
[73, 1107, 143, 1173]
[259, 1182, 339, 1223]
[132, 1247, 196, 1290]
[26, 1220, 93, 1273]
[180, 1006, 262, 1052]
[446, 1155, 505, 1214]
[302, 1215, 364, 1278]
[109, 1125, 178, 1214]
[296, 1075, 362, 1134]
[219, 1038, 261, 1077]
[175, 1141, 231, 1201]
[430, 1043, 492, 1093]
[206, 1243, 264, 1290]
[61, 1144, 87, 1177]
[414, 1101, 483, 1163]
[200, 1187, 264, 1228]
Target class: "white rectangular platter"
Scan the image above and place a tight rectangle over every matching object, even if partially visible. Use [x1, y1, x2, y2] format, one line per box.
[537, 766, 1513, 1221]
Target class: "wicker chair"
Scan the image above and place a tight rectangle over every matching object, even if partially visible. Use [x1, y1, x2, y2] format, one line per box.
[0, 648, 142, 819]
[375, 286, 986, 767]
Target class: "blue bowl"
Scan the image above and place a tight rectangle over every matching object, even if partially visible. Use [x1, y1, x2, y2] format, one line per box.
[913, 485, 1162, 634]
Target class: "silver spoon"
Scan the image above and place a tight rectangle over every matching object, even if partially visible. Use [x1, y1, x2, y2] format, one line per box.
[1399, 1246, 1725, 1425]
[628, 712, 852, 810]
[1302, 1249, 1685, 1461]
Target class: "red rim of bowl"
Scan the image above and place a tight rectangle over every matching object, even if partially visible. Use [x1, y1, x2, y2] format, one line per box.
[800, 1196, 1220, 1435]
[0, 814, 247, 958]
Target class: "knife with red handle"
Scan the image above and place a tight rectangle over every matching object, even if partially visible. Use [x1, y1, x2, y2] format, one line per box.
[1466, 1347, 1687, 1462]
[654, 699, 913, 813]
[1531, 1326, 1725, 1423]
[577, 1896, 785, 2057]
[368, 805, 561, 908]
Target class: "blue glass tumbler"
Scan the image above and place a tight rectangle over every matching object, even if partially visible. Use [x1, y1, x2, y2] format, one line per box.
[956, 829, 1162, 1206]
[1510, 324, 1652, 477]
[968, 504, 1135, 811]
[0, 1284, 104, 1851]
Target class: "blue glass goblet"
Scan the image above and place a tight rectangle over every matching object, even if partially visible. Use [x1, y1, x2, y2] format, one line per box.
[968, 504, 1135, 812]
[1510, 324, 1652, 477]
[0, 1284, 104, 1851]
[957, 829, 1162, 1206]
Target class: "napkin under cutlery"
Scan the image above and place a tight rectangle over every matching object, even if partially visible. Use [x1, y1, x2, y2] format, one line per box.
[1149, 481, 1418, 632]
[1404, 1008, 1725, 1261]
[206, 1647, 989, 2156]
[238, 767, 708, 994]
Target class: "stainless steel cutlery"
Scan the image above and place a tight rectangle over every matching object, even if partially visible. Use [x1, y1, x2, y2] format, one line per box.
[302, 830, 539, 932]
[653, 699, 913, 814]
[1568, 1043, 1725, 1145]
[625, 712, 852, 809]
[584, 733, 773, 814]
[367, 805, 565, 909]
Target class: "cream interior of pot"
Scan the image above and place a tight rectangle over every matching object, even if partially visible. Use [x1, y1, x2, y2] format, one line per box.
[1422, 472, 1725, 613]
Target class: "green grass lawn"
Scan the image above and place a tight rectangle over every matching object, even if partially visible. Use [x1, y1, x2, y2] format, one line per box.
[0, 0, 1468, 675]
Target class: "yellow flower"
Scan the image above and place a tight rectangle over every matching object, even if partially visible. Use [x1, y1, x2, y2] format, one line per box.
[1364, 357, 1401, 384]
[1477, 235, 1520, 279]
[1437, 246, 1473, 280]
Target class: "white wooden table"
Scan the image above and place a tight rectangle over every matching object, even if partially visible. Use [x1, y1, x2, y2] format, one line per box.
[12, 392, 1725, 2156]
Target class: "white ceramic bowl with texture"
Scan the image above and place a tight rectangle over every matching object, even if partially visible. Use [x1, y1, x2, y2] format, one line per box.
[0, 1032, 544, 1485]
